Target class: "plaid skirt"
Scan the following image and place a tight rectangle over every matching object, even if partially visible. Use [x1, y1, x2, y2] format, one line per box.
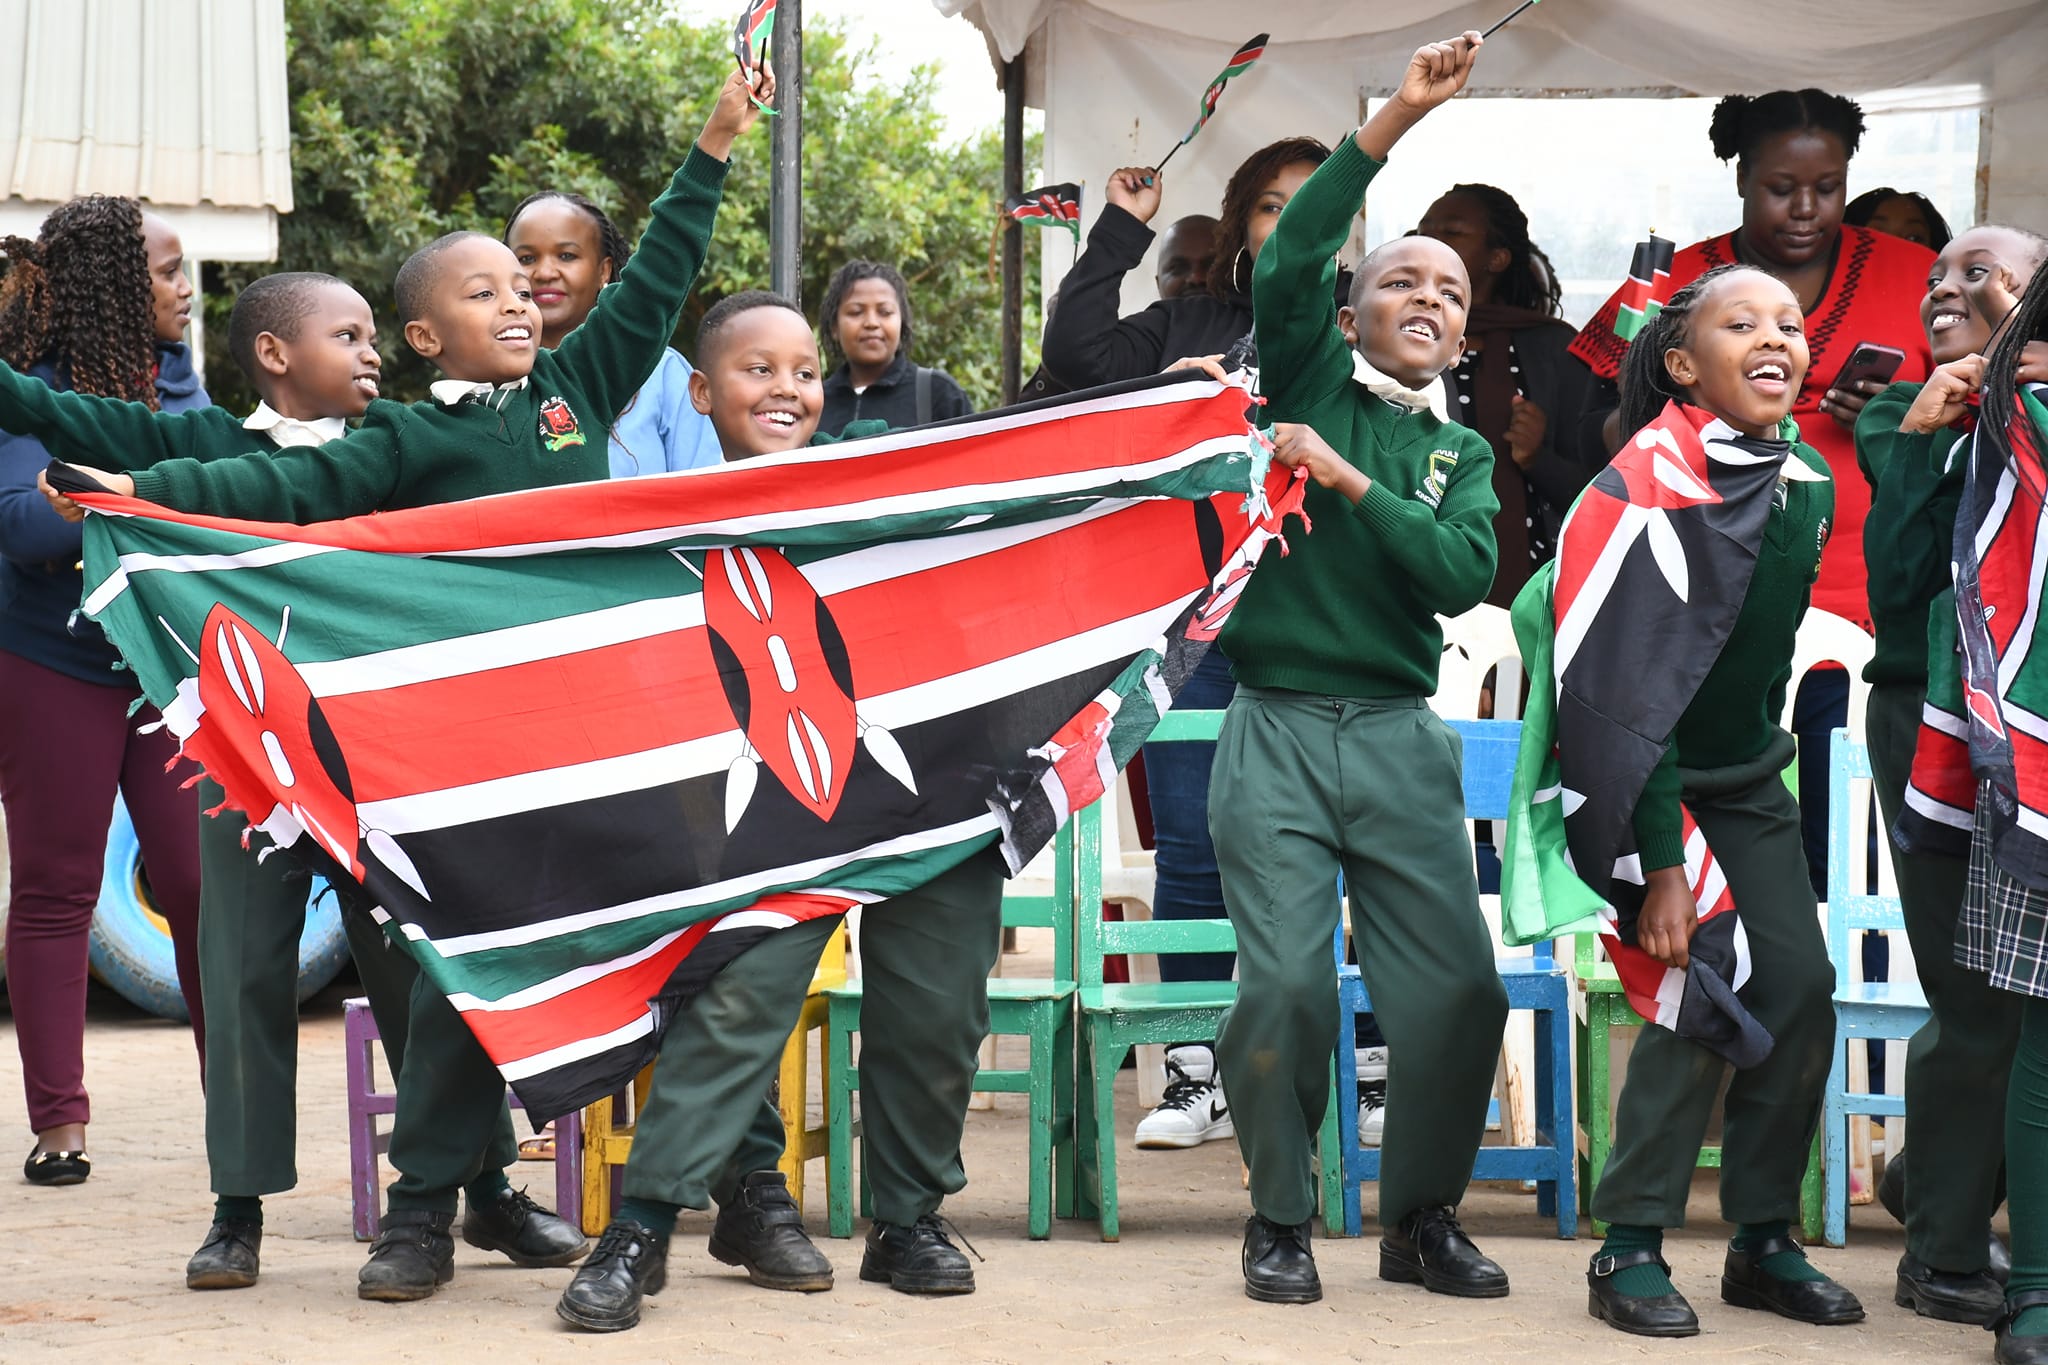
[1960, 795, 2048, 999]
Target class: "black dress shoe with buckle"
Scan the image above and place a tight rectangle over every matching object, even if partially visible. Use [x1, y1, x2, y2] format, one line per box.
[1880, 1152, 2012, 1286]
[1380, 1206, 1509, 1298]
[1993, 1291, 2048, 1364]
[709, 1169, 833, 1292]
[461, 1184, 589, 1267]
[1896, 1251, 2003, 1325]
[23, 1146, 89, 1186]
[1721, 1235, 1864, 1324]
[359, 1209, 456, 1302]
[1240, 1214, 1321, 1304]
[186, 1219, 263, 1290]
[860, 1213, 978, 1295]
[1586, 1250, 1699, 1337]
[557, 1218, 669, 1333]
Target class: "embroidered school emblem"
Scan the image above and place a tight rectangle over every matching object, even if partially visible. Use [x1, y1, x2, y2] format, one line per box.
[538, 397, 586, 452]
[1416, 448, 1460, 508]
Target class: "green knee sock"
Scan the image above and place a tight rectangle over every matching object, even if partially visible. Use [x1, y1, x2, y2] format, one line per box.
[2008, 998, 2048, 1337]
[1733, 1221, 1825, 1283]
[1597, 1224, 1674, 1297]
[463, 1168, 511, 1208]
[214, 1194, 263, 1226]
[617, 1196, 679, 1240]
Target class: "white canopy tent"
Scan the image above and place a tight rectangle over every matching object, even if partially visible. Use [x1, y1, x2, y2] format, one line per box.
[943, 0, 2048, 342]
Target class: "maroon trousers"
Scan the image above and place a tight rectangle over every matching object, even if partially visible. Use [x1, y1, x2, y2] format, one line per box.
[0, 650, 203, 1133]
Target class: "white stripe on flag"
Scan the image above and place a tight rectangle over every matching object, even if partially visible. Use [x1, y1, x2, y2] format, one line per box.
[84, 540, 339, 614]
[1903, 784, 1973, 830]
[497, 1012, 656, 1082]
[445, 928, 691, 1012]
[1919, 704, 1967, 739]
[1555, 503, 1648, 679]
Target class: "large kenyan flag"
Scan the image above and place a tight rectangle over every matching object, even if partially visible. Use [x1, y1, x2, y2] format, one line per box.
[1502, 400, 1816, 1066]
[74, 374, 1300, 1119]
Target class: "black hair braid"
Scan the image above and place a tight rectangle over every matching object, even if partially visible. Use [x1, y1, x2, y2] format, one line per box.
[1981, 268, 2048, 509]
[0, 195, 156, 406]
[1207, 136, 1331, 301]
[1446, 182, 1561, 317]
[817, 260, 913, 365]
[1617, 263, 1767, 438]
[1708, 89, 1866, 168]
[502, 191, 635, 280]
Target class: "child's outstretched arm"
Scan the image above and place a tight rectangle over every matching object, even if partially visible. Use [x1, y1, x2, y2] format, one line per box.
[553, 64, 772, 427]
[1253, 32, 1481, 419]
[0, 358, 236, 470]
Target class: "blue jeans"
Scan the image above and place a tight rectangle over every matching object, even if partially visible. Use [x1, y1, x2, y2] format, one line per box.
[1146, 650, 1235, 984]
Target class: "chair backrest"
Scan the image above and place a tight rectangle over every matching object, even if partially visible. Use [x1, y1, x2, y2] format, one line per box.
[1776, 609, 1875, 740]
[1435, 604, 1522, 721]
[1825, 727, 1907, 993]
[1001, 819, 1076, 986]
[1447, 718, 1519, 821]
[1076, 709, 1232, 990]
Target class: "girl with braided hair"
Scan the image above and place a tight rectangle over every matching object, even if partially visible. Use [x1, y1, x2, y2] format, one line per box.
[505, 189, 721, 474]
[0, 195, 208, 1185]
[1416, 183, 1599, 604]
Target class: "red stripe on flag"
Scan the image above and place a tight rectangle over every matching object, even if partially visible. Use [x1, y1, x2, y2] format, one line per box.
[1552, 487, 1625, 625]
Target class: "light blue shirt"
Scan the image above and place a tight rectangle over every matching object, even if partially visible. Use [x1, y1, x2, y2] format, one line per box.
[606, 347, 722, 477]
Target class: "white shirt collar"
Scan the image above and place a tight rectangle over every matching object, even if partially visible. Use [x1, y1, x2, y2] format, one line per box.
[1350, 350, 1447, 420]
[242, 401, 348, 448]
[429, 376, 530, 408]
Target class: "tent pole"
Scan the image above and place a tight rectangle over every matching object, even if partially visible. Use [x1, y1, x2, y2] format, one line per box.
[770, 0, 804, 303]
[1000, 53, 1025, 405]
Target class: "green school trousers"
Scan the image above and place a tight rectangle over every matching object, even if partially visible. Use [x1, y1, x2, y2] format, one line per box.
[1591, 741, 1836, 1229]
[622, 851, 1004, 1224]
[1869, 681, 2020, 1271]
[1211, 688, 1508, 1228]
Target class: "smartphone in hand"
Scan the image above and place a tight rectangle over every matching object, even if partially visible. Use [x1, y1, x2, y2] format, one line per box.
[1830, 341, 1907, 397]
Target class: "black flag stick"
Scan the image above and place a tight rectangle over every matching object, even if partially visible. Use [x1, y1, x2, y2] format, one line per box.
[1481, 0, 1540, 39]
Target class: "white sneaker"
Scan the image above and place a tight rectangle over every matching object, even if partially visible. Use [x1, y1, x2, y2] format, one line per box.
[1356, 1047, 1387, 1148]
[1133, 1045, 1232, 1149]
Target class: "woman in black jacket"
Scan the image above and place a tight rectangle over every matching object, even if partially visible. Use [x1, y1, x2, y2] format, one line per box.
[816, 260, 972, 437]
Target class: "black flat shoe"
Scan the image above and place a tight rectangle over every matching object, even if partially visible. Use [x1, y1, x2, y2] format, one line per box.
[1993, 1292, 2048, 1364]
[709, 1170, 833, 1292]
[462, 1184, 589, 1268]
[557, 1219, 668, 1333]
[1241, 1215, 1321, 1305]
[23, 1146, 89, 1186]
[359, 1210, 455, 1302]
[1586, 1249, 1699, 1338]
[186, 1219, 263, 1290]
[1721, 1235, 1864, 1325]
[1380, 1205, 1509, 1298]
[1880, 1152, 2012, 1285]
[859, 1213, 978, 1295]
[1895, 1251, 2002, 1325]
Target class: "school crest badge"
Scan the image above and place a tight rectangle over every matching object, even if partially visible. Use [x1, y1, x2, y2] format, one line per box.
[538, 397, 586, 452]
[1416, 448, 1459, 508]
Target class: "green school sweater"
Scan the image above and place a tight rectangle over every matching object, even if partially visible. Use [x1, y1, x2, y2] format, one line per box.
[1220, 134, 1499, 699]
[128, 148, 730, 521]
[0, 370, 280, 467]
[1857, 381, 1968, 686]
[1632, 442, 1834, 869]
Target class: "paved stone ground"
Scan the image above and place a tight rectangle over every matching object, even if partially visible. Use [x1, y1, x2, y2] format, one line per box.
[0, 973, 2004, 1364]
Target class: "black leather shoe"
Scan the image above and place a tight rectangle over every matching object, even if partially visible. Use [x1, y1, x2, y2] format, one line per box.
[359, 1210, 455, 1302]
[23, 1146, 89, 1186]
[1994, 1232, 2015, 1286]
[556, 1218, 668, 1333]
[1240, 1215, 1321, 1305]
[1879, 1152, 2011, 1285]
[1586, 1249, 1698, 1337]
[1896, 1251, 2003, 1324]
[1380, 1206, 1509, 1298]
[186, 1219, 262, 1290]
[1992, 1291, 2048, 1364]
[1720, 1236, 1864, 1325]
[461, 1184, 589, 1267]
[708, 1170, 833, 1292]
[859, 1213, 977, 1295]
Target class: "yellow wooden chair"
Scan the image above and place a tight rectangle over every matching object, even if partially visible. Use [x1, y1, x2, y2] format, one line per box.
[577, 923, 851, 1236]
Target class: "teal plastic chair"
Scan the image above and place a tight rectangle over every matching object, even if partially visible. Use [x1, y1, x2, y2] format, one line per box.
[822, 826, 1078, 1239]
[1821, 727, 1928, 1247]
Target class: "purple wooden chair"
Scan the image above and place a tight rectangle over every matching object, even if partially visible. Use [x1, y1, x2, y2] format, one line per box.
[345, 997, 582, 1239]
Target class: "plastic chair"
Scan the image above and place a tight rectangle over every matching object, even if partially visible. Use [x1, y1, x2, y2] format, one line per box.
[343, 996, 581, 1239]
[823, 831, 1078, 1239]
[1073, 707, 1239, 1241]
[1320, 719, 1577, 1238]
[1821, 728, 1928, 1246]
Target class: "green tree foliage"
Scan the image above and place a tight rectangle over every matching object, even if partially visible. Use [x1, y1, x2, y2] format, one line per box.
[202, 0, 1040, 413]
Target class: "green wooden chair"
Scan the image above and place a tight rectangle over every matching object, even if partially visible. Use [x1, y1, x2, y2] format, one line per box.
[1573, 932, 1823, 1239]
[822, 827, 1078, 1239]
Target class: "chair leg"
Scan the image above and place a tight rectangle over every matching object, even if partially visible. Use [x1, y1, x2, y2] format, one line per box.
[1540, 1001, 1577, 1238]
[1026, 1005, 1053, 1240]
[581, 1096, 613, 1237]
[1075, 1027, 1101, 1223]
[826, 1007, 857, 1239]
[1334, 1034, 1364, 1239]
[1054, 1011, 1078, 1221]
[1093, 1037, 1125, 1242]
[554, 1109, 583, 1231]
[1823, 1035, 1848, 1248]
[1318, 1052, 1345, 1238]
[777, 1014, 810, 1213]
[1581, 996, 1615, 1237]
[1802, 1125, 1826, 1246]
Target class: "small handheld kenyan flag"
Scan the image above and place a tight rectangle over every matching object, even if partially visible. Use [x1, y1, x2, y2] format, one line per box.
[1613, 234, 1676, 342]
[1156, 34, 1268, 170]
[733, 0, 775, 71]
[1005, 183, 1082, 243]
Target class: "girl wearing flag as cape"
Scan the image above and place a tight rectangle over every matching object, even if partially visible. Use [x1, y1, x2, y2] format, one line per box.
[1510, 263, 1858, 1337]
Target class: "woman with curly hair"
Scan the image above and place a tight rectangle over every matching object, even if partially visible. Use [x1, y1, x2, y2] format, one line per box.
[0, 195, 209, 1185]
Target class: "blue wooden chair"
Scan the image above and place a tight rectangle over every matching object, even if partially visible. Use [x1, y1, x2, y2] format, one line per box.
[1321, 718, 1577, 1238]
[1821, 727, 1928, 1247]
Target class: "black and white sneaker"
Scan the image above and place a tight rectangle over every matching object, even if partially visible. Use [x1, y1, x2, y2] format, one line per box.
[1357, 1046, 1388, 1148]
[1134, 1045, 1232, 1149]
